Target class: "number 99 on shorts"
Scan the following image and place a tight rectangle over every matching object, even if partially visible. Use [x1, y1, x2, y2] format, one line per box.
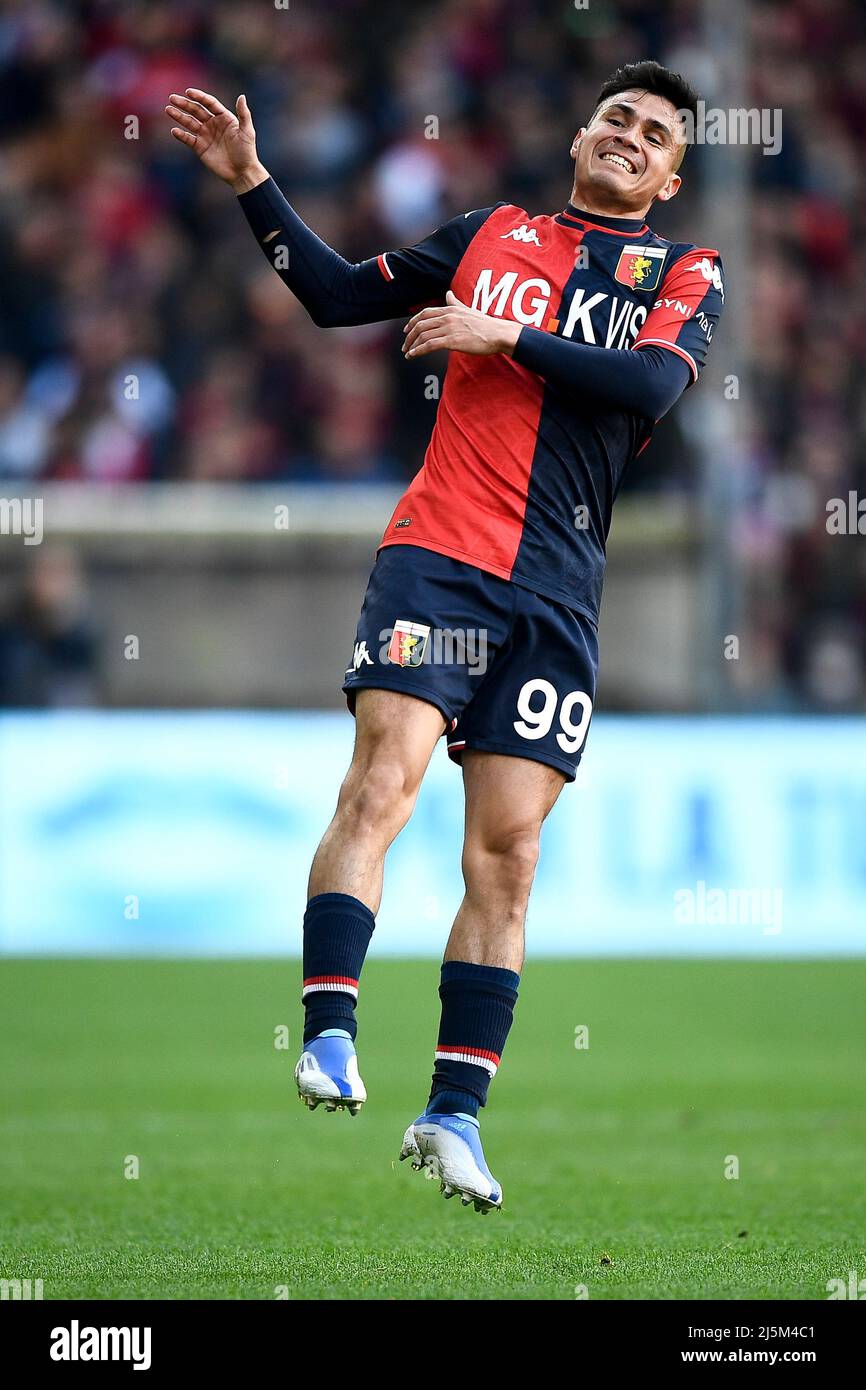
[513, 679, 593, 755]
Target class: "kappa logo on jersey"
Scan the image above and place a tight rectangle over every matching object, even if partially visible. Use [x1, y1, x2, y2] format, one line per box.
[685, 256, 725, 302]
[501, 225, 543, 247]
[388, 619, 430, 668]
[614, 244, 667, 292]
[348, 641, 374, 672]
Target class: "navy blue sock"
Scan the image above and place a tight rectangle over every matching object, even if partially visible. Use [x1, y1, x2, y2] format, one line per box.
[427, 961, 520, 1118]
[302, 893, 375, 1044]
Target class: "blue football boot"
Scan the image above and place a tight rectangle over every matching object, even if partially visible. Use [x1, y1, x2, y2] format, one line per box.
[294, 1029, 366, 1116]
[400, 1111, 502, 1211]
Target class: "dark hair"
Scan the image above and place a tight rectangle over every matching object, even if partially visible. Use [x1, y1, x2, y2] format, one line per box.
[594, 60, 699, 128]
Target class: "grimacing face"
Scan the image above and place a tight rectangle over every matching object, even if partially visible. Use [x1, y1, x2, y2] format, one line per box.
[571, 88, 687, 216]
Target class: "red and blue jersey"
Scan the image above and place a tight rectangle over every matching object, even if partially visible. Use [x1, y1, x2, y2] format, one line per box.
[378, 202, 724, 620]
[239, 181, 725, 622]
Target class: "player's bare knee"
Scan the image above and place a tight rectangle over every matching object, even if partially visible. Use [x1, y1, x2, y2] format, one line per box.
[337, 758, 418, 843]
[463, 825, 541, 901]
[501, 834, 541, 899]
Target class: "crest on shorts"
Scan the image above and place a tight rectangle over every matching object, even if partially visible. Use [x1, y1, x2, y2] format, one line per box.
[614, 244, 666, 292]
[388, 619, 430, 668]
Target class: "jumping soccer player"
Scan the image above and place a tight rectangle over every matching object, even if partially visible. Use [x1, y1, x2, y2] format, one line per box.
[166, 61, 724, 1212]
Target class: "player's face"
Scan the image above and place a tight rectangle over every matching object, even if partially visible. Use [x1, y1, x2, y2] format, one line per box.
[571, 89, 685, 216]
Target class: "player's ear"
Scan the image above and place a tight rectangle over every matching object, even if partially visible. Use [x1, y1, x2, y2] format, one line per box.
[570, 129, 585, 158]
[656, 171, 682, 202]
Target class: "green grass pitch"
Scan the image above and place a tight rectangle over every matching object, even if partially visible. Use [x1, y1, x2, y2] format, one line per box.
[1, 958, 864, 1300]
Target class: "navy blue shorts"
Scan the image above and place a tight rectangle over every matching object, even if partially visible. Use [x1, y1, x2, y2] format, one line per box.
[342, 544, 598, 783]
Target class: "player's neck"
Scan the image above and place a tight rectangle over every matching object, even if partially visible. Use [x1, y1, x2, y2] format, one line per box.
[567, 188, 650, 226]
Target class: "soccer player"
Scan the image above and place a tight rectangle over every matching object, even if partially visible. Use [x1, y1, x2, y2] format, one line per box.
[166, 60, 724, 1212]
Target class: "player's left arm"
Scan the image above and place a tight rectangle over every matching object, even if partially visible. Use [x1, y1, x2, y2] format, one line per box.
[630, 248, 725, 386]
[404, 250, 725, 420]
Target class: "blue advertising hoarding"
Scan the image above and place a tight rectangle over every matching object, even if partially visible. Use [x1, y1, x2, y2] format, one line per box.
[0, 712, 863, 956]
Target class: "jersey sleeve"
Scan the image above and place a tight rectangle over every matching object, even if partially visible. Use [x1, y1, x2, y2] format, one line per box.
[632, 248, 725, 383]
[375, 207, 504, 304]
[511, 331, 691, 420]
[237, 177, 500, 328]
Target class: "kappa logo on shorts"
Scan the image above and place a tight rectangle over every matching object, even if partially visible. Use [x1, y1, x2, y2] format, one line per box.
[347, 640, 374, 674]
[388, 619, 430, 668]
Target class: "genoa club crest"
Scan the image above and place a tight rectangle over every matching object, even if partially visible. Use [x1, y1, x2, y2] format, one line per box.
[614, 244, 666, 292]
[388, 619, 430, 667]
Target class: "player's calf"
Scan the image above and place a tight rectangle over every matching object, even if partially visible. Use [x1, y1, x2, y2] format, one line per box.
[295, 891, 373, 1115]
[297, 691, 444, 1118]
[400, 960, 518, 1210]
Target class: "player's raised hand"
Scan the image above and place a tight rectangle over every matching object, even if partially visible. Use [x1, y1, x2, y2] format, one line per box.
[164, 90, 268, 194]
[403, 291, 521, 360]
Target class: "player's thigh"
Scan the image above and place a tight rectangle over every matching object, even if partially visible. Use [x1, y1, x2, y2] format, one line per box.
[332, 690, 445, 836]
[351, 686, 445, 792]
[462, 748, 566, 848]
[459, 750, 564, 903]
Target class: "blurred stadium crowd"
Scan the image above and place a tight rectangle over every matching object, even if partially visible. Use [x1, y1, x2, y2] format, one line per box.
[0, 0, 864, 710]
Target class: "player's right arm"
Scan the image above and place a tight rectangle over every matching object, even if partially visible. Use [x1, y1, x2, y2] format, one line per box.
[165, 88, 495, 328]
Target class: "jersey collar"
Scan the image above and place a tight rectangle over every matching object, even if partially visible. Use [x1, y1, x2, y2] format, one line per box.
[558, 201, 649, 237]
